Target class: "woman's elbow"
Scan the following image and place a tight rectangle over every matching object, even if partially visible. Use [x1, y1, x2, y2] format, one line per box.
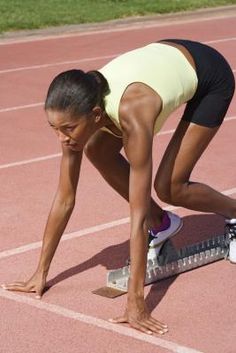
[55, 194, 76, 211]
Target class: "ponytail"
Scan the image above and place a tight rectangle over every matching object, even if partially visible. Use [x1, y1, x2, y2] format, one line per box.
[86, 70, 110, 110]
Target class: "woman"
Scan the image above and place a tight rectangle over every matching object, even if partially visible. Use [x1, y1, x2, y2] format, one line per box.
[2, 39, 236, 335]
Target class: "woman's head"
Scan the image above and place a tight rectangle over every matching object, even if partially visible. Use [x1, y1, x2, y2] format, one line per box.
[45, 69, 109, 116]
[45, 69, 109, 150]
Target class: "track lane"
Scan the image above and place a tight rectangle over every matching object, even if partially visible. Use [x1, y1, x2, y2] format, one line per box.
[0, 12, 236, 353]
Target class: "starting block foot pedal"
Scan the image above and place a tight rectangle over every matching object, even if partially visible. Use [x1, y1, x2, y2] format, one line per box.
[103, 234, 229, 295]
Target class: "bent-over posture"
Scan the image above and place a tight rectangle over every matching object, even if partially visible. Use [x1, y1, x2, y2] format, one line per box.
[2, 39, 236, 335]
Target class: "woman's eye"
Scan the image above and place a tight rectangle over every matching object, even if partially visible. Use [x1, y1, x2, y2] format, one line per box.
[65, 127, 75, 132]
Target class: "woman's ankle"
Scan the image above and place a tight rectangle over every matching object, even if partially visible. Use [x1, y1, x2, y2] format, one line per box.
[147, 209, 165, 230]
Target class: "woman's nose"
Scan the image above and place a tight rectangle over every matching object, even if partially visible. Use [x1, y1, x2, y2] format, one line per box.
[58, 130, 70, 142]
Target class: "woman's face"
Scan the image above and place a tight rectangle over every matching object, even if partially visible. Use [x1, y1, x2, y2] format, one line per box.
[46, 109, 100, 151]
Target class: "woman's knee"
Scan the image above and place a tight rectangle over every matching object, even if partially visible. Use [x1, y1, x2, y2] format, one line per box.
[154, 177, 172, 203]
[154, 178, 187, 205]
[170, 183, 187, 205]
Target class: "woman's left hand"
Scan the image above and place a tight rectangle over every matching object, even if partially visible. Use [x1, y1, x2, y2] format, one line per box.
[109, 296, 168, 335]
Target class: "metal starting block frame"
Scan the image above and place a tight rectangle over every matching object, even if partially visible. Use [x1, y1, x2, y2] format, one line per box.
[107, 234, 229, 292]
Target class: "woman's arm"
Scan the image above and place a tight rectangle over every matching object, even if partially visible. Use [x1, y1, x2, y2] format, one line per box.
[124, 122, 153, 293]
[37, 144, 83, 273]
[2, 144, 83, 298]
[110, 88, 168, 334]
[119, 125, 167, 334]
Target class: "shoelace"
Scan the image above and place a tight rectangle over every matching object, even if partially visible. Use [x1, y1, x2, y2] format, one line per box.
[148, 229, 156, 244]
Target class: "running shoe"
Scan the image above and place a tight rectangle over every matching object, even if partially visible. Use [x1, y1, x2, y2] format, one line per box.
[147, 211, 183, 261]
[225, 218, 236, 264]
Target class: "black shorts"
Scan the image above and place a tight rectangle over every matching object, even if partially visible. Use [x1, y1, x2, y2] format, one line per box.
[159, 39, 235, 127]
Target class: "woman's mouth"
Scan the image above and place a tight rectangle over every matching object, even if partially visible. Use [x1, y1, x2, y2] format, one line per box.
[64, 141, 77, 147]
[64, 143, 82, 151]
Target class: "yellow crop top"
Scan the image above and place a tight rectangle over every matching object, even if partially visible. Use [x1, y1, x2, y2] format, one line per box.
[99, 42, 198, 136]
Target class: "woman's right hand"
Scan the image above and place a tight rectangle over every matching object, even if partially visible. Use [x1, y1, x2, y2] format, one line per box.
[1, 270, 47, 299]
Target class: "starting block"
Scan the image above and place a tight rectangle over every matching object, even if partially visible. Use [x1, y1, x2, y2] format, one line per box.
[98, 233, 229, 297]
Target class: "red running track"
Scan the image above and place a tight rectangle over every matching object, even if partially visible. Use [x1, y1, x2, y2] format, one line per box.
[0, 9, 236, 353]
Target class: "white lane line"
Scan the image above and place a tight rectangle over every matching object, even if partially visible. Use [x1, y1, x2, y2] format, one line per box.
[157, 114, 236, 136]
[2, 66, 235, 115]
[225, 115, 236, 121]
[0, 153, 61, 170]
[205, 37, 236, 44]
[0, 38, 235, 75]
[0, 289, 204, 353]
[0, 205, 178, 260]
[0, 102, 44, 113]
[0, 68, 235, 114]
[0, 115, 235, 171]
[223, 188, 236, 196]
[0, 54, 119, 74]
[1, 185, 236, 261]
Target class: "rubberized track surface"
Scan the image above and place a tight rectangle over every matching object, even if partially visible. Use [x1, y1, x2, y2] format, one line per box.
[0, 8, 236, 353]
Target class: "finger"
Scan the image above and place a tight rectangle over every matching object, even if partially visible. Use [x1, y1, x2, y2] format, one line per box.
[2, 282, 26, 288]
[109, 316, 127, 324]
[149, 316, 168, 327]
[130, 321, 153, 335]
[1, 284, 31, 292]
[141, 320, 167, 335]
[149, 317, 168, 330]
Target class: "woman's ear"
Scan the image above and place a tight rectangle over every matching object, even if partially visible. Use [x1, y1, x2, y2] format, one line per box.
[92, 106, 103, 123]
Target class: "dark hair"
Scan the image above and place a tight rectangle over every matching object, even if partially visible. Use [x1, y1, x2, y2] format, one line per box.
[44, 69, 109, 116]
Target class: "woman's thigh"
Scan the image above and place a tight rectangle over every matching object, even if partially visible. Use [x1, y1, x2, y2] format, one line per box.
[154, 120, 219, 195]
